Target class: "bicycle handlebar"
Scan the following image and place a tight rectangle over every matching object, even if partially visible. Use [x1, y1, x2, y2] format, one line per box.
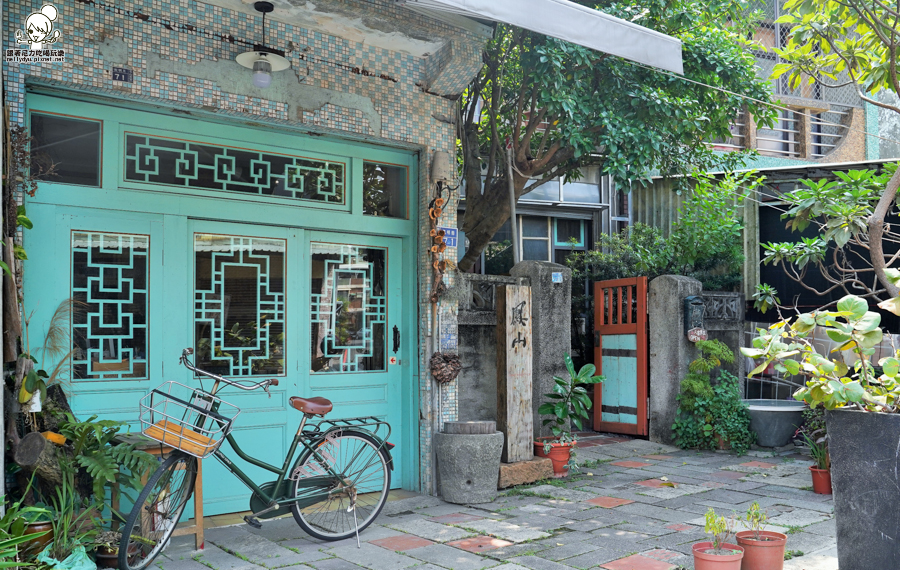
[180, 347, 278, 393]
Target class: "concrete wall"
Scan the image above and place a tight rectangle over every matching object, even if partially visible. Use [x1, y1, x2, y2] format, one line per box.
[648, 275, 702, 445]
[649, 279, 748, 445]
[457, 274, 529, 423]
[702, 291, 746, 382]
[510, 261, 572, 438]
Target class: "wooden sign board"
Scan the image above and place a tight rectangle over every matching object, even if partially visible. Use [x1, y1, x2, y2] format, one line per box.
[496, 284, 533, 463]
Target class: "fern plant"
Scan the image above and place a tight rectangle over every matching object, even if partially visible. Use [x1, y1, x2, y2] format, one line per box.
[58, 414, 157, 520]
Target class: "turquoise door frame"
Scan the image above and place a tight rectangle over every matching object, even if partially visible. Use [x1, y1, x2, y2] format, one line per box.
[22, 93, 421, 512]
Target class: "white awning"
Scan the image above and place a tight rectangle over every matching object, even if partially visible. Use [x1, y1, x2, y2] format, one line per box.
[398, 0, 684, 74]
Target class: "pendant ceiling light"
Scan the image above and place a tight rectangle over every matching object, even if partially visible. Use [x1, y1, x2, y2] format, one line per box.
[236, 1, 290, 89]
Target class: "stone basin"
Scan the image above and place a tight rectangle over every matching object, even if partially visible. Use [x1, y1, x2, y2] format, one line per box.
[743, 399, 806, 448]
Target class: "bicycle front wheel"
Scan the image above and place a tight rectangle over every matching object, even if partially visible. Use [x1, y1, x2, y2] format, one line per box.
[118, 452, 198, 570]
[291, 431, 391, 541]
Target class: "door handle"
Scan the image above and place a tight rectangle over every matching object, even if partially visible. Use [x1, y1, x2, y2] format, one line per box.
[393, 325, 400, 354]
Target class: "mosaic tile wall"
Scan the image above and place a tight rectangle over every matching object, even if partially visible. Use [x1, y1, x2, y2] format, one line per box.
[3, 0, 485, 494]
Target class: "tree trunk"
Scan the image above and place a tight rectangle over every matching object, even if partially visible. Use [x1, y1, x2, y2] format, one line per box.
[39, 385, 74, 433]
[4, 237, 20, 363]
[14, 432, 63, 487]
[868, 167, 900, 298]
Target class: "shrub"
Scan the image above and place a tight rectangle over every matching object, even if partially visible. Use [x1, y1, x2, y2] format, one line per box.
[672, 340, 755, 454]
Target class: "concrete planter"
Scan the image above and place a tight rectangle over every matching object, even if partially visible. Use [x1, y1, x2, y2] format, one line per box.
[433, 430, 503, 504]
[826, 408, 900, 570]
[743, 399, 805, 447]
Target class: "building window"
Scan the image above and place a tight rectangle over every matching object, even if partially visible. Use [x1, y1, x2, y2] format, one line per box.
[521, 216, 550, 261]
[555, 219, 584, 247]
[363, 162, 407, 219]
[31, 112, 102, 187]
[484, 219, 514, 275]
[124, 133, 346, 205]
[72, 231, 148, 380]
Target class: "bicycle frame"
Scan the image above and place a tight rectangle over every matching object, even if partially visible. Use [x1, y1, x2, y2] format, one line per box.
[177, 349, 392, 512]
[211, 415, 342, 511]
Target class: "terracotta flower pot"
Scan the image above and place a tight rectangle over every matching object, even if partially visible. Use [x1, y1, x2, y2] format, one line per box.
[809, 466, 832, 495]
[736, 530, 787, 570]
[533, 439, 574, 477]
[716, 435, 731, 451]
[21, 521, 54, 555]
[693, 542, 744, 570]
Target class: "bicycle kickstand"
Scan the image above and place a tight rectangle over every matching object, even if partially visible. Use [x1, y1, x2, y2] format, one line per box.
[347, 488, 360, 548]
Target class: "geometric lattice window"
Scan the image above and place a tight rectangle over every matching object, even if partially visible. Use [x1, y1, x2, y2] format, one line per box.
[72, 231, 149, 380]
[194, 234, 285, 377]
[310, 243, 386, 373]
[124, 133, 345, 205]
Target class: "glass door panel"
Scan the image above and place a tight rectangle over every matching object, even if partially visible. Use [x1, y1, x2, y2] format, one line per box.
[310, 243, 386, 373]
[306, 232, 404, 487]
[193, 234, 286, 377]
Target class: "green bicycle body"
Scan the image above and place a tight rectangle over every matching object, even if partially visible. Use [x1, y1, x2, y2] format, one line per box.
[213, 422, 393, 516]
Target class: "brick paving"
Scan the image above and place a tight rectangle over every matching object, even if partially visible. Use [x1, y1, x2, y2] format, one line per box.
[157, 436, 836, 570]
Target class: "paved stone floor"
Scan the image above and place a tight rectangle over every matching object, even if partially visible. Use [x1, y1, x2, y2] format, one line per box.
[158, 435, 837, 570]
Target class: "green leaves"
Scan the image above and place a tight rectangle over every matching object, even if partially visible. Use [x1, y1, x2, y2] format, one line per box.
[539, 353, 605, 446]
[749, 293, 900, 413]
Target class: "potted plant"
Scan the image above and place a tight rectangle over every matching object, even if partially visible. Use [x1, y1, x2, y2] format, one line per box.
[535, 353, 604, 477]
[35, 464, 100, 570]
[693, 508, 744, 569]
[92, 531, 121, 569]
[744, 290, 900, 568]
[0, 485, 52, 564]
[801, 432, 831, 494]
[735, 501, 787, 570]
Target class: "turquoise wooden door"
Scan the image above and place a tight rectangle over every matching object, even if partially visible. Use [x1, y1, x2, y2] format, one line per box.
[22, 204, 164, 425]
[181, 220, 297, 515]
[305, 231, 405, 478]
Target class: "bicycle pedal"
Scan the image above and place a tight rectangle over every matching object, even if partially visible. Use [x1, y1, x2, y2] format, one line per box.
[243, 516, 262, 529]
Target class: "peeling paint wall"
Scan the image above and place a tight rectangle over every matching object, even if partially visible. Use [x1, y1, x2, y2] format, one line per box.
[3, 0, 488, 494]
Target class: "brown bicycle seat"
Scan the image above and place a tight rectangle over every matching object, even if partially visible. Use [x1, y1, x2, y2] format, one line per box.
[289, 396, 333, 416]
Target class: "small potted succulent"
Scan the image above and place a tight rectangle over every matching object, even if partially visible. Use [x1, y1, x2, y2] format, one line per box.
[535, 353, 604, 477]
[735, 501, 787, 570]
[692, 508, 744, 569]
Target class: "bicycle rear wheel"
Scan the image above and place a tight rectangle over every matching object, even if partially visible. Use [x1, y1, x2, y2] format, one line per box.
[118, 452, 198, 570]
[291, 431, 391, 541]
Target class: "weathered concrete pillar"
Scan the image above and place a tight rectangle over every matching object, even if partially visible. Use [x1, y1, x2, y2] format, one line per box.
[510, 261, 571, 438]
[648, 275, 701, 445]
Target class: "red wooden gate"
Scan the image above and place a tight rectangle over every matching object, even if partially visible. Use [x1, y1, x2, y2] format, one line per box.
[593, 276, 649, 436]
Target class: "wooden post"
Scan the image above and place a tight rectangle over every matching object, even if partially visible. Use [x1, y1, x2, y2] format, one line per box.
[496, 285, 533, 463]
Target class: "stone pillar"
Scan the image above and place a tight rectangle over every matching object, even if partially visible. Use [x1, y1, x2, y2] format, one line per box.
[648, 275, 701, 445]
[510, 261, 571, 438]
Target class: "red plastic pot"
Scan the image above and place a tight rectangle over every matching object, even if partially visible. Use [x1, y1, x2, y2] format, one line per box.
[533, 438, 574, 477]
[735, 530, 787, 570]
[810, 466, 832, 495]
[693, 542, 744, 570]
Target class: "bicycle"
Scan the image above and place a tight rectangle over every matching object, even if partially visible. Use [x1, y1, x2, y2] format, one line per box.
[117, 347, 395, 570]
